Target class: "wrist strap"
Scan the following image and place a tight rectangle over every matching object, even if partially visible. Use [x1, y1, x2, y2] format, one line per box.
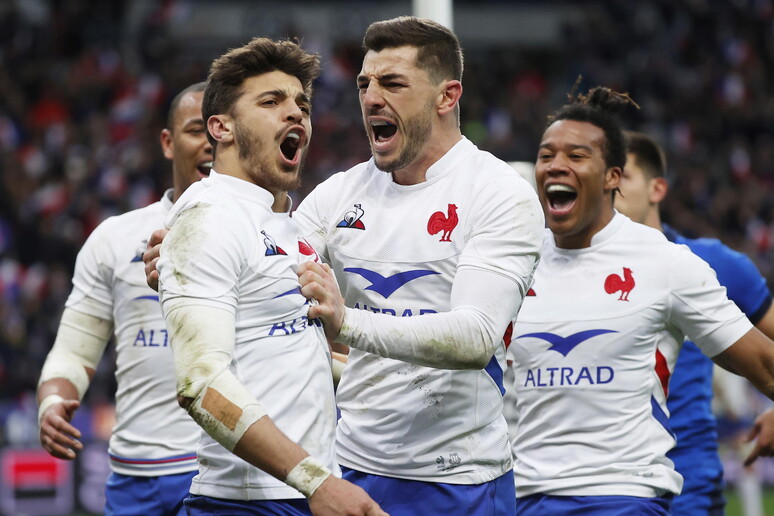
[38, 394, 65, 425]
[285, 456, 332, 498]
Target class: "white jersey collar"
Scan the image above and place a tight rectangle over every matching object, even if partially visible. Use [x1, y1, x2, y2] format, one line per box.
[552, 211, 626, 254]
[370, 136, 473, 186]
[590, 210, 626, 247]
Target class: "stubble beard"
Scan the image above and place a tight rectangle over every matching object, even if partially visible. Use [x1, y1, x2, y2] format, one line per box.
[234, 120, 302, 192]
[371, 101, 433, 173]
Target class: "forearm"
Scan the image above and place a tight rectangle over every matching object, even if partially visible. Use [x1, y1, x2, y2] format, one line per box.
[338, 306, 497, 369]
[165, 304, 262, 449]
[165, 303, 331, 496]
[755, 354, 774, 400]
[233, 417, 327, 489]
[714, 327, 774, 400]
[754, 303, 774, 341]
[37, 378, 80, 405]
[36, 308, 109, 456]
[38, 308, 111, 401]
[337, 268, 524, 369]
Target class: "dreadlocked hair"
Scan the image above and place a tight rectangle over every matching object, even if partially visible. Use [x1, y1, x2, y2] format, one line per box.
[547, 77, 640, 170]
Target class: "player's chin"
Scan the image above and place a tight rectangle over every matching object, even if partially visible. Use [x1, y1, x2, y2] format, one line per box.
[545, 217, 573, 235]
[276, 170, 302, 192]
[372, 154, 400, 173]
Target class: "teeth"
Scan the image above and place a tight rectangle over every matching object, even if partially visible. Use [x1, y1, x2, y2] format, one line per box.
[371, 121, 391, 126]
[287, 132, 300, 141]
[201, 161, 213, 168]
[546, 184, 576, 194]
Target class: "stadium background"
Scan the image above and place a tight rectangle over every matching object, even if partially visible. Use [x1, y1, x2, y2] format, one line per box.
[0, 0, 773, 514]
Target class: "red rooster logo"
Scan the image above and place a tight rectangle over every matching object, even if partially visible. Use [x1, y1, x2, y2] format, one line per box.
[427, 203, 459, 242]
[604, 267, 635, 301]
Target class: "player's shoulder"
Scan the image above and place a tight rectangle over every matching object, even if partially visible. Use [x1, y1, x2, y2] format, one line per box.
[654, 231, 705, 269]
[456, 141, 537, 197]
[314, 161, 371, 191]
[610, 215, 705, 270]
[453, 139, 511, 175]
[462, 144, 516, 174]
[90, 200, 166, 241]
[171, 176, 212, 210]
[298, 162, 372, 218]
[168, 175, 240, 224]
[655, 233, 720, 282]
[613, 213, 671, 246]
[76, 200, 166, 269]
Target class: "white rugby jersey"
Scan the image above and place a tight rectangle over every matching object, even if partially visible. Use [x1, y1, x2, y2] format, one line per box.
[66, 190, 199, 476]
[509, 213, 752, 497]
[158, 170, 339, 501]
[294, 137, 543, 484]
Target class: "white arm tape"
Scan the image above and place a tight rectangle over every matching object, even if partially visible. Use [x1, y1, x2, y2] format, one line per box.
[285, 456, 332, 498]
[37, 394, 65, 425]
[165, 303, 267, 451]
[38, 308, 112, 399]
[337, 268, 524, 369]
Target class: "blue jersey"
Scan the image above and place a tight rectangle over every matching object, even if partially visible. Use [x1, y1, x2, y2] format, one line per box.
[663, 224, 771, 511]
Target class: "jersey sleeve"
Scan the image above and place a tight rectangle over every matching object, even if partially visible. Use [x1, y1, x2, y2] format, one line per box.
[65, 219, 117, 321]
[339, 266, 521, 368]
[158, 201, 246, 316]
[456, 173, 544, 297]
[668, 244, 753, 357]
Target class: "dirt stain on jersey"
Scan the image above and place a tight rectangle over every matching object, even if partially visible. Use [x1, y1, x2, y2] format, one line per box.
[164, 202, 211, 289]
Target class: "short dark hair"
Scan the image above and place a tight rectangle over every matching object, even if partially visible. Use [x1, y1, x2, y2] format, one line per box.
[166, 82, 207, 131]
[203, 37, 321, 147]
[363, 16, 463, 84]
[624, 131, 667, 180]
[547, 80, 639, 171]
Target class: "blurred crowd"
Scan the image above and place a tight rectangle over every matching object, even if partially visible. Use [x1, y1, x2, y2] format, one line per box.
[1, 0, 773, 423]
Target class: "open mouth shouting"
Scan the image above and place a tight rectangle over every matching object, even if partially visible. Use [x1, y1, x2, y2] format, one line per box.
[279, 127, 306, 167]
[545, 183, 577, 217]
[369, 119, 398, 151]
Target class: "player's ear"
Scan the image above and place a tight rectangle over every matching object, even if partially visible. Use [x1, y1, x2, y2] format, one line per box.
[437, 79, 462, 116]
[207, 114, 234, 144]
[649, 177, 668, 204]
[160, 128, 173, 160]
[604, 166, 622, 192]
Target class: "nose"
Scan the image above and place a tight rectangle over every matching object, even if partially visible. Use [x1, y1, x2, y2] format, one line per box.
[535, 154, 569, 182]
[361, 81, 385, 111]
[545, 154, 570, 174]
[284, 99, 304, 123]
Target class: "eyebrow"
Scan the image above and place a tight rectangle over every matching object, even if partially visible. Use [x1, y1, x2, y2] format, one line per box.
[258, 89, 310, 103]
[257, 89, 287, 101]
[356, 73, 408, 84]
